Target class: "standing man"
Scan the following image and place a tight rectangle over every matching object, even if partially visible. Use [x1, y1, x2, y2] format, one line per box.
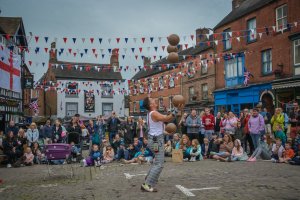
[42, 119, 52, 144]
[107, 111, 121, 143]
[141, 97, 181, 192]
[186, 109, 201, 142]
[202, 108, 215, 141]
[214, 112, 222, 138]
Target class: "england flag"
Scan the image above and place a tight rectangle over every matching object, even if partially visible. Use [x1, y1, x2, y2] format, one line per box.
[0, 46, 21, 93]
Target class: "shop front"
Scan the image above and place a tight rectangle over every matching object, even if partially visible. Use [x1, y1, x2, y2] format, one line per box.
[214, 83, 273, 116]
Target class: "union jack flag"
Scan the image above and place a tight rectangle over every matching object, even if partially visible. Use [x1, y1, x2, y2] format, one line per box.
[244, 69, 254, 86]
[29, 98, 39, 113]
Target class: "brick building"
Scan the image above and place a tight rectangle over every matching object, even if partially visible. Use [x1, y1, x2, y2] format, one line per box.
[213, 0, 300, 115]
[129, 57, 182, 117]
[182, 28, 216, 113]
[33, 42, 125, 120]
[0, 17, 30, 129]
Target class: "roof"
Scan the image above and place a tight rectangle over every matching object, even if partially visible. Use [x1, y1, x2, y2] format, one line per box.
[0, 17, 28, 46]
[50, 60, 123, 81]
[214, 0, 275, 30]
[131, 43, 213, 80]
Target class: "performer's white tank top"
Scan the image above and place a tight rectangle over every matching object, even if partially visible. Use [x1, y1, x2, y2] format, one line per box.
[147, 111, 164, 136]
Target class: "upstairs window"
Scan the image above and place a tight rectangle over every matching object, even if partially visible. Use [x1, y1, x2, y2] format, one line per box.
[247, 18, 257, 42]
[276, 4, 287, 32]
[262, 49, 272, 75]
[223, 28, 232, 50]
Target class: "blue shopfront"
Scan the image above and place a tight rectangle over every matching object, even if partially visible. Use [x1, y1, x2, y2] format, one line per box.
[214, 83, 273, 116]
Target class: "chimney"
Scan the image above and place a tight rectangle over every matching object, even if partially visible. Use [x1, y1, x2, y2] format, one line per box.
[196, 28, 210, 45]
[49, 42, 57, 62]
[110, 48, 119, 67]
[143, 57, 151, 66]
[232, 0, 247, 10]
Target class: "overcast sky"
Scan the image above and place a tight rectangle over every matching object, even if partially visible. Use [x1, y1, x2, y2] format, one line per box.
[1, 0, 232, 81]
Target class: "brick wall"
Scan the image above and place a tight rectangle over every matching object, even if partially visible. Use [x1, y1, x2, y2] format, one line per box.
[215, 0, 300, 89]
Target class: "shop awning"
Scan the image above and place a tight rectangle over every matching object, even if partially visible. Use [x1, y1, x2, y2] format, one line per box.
[272, 80, 300, 89]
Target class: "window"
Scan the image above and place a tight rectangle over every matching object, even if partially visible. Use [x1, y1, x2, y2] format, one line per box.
[225, 54, 245, 87]
[102, 103, 113, 116]
[133, 85, 137, 95]
[294, 39, 300, 66]
[262, 49, 272, 74]
[187, 62, 195, 78]
[276, 4, 287, 32]
[247, 18, 257, 42]
[66, 102, 78, 117]
[147, 78, 153, 93]
[201, 59, 208, 74]
[189, 87, 195, 102]
[139, 84, 144, 94]
[158, 97, 164, 111]
[65, 83, 78, 97]
[158, 76, 164, 90]
[202, 84, 208, 100]
[223, 28, 232, 50]
[101, 84, 113, 98]
[169, 77, 175, 88]
[133, 102, 137, 112]
[169, 96, 173, 110]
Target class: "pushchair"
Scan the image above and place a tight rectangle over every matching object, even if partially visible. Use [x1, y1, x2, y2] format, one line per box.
[66, 132, 83, 163]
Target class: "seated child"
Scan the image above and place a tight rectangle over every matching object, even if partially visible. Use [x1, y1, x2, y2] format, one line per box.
[164, 140, 172, 157]
[201, 138, 210, 159]
[102, 145, 114, 164]
[189, 139, 203, 161]
[70, 141, 81, 161]
[90, 144, 102, 166]
[271, 138, 285, 163]
[274, 125, 286, 146]
[32, 142, 44, 164]
[208, 134, 220, 158]
[231, 139, 248, 161]
[279, 142, 295, 163]
[23, 147, 34, 166]
[123, 148, 152, 164]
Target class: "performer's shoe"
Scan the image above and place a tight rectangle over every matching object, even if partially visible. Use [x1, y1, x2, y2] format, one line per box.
[141, 183, 158, 192]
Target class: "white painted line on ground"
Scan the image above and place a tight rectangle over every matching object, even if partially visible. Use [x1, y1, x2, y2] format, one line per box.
[40, 183, 58, 188]
[176, 185, 220, 197]
[0, 185, 16, 193]
[124, 173, 147, 179]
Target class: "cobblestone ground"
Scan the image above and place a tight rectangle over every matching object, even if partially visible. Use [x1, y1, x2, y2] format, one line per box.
[0, 158, 299, 200]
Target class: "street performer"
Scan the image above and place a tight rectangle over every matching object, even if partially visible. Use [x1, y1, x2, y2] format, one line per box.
[141, 96, 182, 192]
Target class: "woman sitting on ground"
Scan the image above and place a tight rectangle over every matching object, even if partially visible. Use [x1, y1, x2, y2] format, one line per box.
[172, 133, 181, 150]
[176, 135, 192, 161]
[3, 131, 22, 168]
[247, 135, 272, 162]
[212, 133, 233, 161]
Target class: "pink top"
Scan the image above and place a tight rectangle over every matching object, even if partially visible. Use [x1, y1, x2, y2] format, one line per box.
[231, 147, 244, 157]
[24, 152, 34, 163]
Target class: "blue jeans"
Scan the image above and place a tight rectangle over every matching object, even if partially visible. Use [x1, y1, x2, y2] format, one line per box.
[109, 131, 117, 143]
[250, 133, 260, 150]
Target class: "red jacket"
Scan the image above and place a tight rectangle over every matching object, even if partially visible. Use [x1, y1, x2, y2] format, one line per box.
[202, 114, 215, 130]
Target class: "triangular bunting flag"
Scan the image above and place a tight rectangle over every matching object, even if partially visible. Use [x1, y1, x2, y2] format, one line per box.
[122, 55, 125, 59]
[154, 47, 158, 52]
[92, 49, 96, 54]
[44, 48, 48, 53]
[80, 53, 83, 58]
[131, 48, 135, 53]
[150, 37, 154, 43]
[215, 40, 218, 45]
[133, 38, 137, 43]
[190, 35, 194, 41]
[162, 46, 165, 51]
[125, 38, 128, 43]
[42, 62, 45, 66]
[108, 38, 111, 44]
[116, 38, 120, 43]
[99, 38, 102, 44]
[141, 38, 145, 43]
[73, 52, 77, 57]
[139, 47, 142, 53]
[44, 37, 49, 43]
[63, 37, 67, 43]
[185, 44, 188, 49]
[90, 38, 94, 44]
[72, 38, 76, 43]
[108, 49, 112, 53]
[82, 38, 85, 43]
[158, 37, 162, 43]
[84, 49, 88, 54]
[68, 48, 72, 54]
[35, 36, 39, 43]
[135, 55, 138, 60]
[258, 33, 263, 39]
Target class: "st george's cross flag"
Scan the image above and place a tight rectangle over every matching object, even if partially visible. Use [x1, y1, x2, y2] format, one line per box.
[0, 46, 21, 93]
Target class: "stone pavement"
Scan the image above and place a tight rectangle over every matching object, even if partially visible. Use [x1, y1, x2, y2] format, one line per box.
[0, 159, 299, 200]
